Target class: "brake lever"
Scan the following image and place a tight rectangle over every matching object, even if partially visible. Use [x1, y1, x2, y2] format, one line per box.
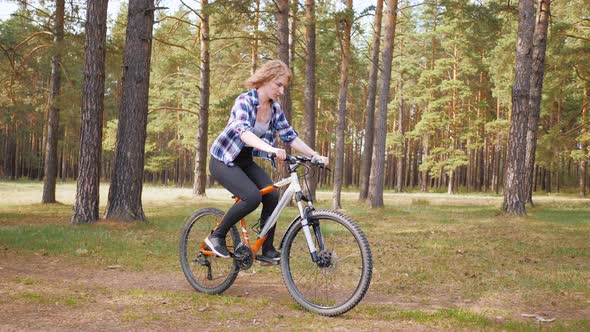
[268, 152, 277, 169]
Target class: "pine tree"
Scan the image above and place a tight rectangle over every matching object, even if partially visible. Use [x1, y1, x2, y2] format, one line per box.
[71, 0, 109, 224]
[332, 0, 353, 210]
[503, 0, 535, 215]
[369, 0, 399, 208]
[41, 0, 64, 203]
[105, 0, 156, 221]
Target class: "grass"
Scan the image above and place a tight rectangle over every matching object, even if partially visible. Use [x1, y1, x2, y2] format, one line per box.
[1, 182, 589, 330]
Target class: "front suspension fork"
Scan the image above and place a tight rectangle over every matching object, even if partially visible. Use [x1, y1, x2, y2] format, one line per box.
[296, 196, 321, 263]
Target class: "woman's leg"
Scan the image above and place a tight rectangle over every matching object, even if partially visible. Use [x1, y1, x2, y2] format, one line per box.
[242, 162, 280, 255]
[208, 158, 262, 256]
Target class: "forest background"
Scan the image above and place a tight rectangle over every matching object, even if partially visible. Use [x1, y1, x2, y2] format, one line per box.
[0, 0, 589, 216]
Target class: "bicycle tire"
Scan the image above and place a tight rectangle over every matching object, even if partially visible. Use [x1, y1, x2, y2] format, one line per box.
[179, 208, 240, 294]
[280, 209, 372, 316]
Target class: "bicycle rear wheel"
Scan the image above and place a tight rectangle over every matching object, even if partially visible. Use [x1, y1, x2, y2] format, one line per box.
[280, 209, 372, 316]
[179, 208, 240, 294]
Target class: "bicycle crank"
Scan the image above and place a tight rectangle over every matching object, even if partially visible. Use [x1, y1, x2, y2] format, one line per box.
[233, 243, 253, 270]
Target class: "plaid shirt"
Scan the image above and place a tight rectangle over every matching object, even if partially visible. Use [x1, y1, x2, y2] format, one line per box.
[210, 89, 298, 165]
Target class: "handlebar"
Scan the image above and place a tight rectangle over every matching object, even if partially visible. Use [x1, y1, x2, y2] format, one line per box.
[267, 153, 328, 169]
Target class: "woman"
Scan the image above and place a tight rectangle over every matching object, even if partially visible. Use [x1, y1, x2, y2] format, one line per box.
[206, 60, 328, 262]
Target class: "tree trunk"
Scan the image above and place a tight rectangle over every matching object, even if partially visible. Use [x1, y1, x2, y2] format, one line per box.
[251, 0, 260, 74]
[289, 1, 297, 71]
[502, 0, 535, 216]
[369, 0, 398, 208]
[492, 100, 501, 194]
[303, 0, 317, 201]
[42, 0, 65, 203]
[396, 79, 405, 193]
[447, 169, 455, 194]
[3, 124, 16, 179]
[277, 0, 291, 125]
[359, 0, 383, 201]
[421, 135, 429, 192]
[580, 85, 588, 196]
[105, 0, 155, 222]
[525, 0, 550, 205]
[332, 0, 352, 210]
[71, 0, 109, 224]
[193, 0, 209, 197]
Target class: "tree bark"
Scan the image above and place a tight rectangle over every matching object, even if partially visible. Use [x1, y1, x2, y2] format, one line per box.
[503, 0, 535, 216]
[42, 0, 65, 203]
[369, 0, 398, 208]
[396, 78, 405, 193]
[105, 0, 155, 222]
[289, 1, 297, 71]
[580, 85, 588, 196]
[277, 0, 291, 124]
[3, 124, 16, 179]
[524, 0, 550, 205]
[332, 0, 352, 210]
[359, 0, 383, 201]
[251, 0, 260, 74]
[193, 0, 210, 197]
[303, 0, 318, 201]
[71, 0, 109, 224]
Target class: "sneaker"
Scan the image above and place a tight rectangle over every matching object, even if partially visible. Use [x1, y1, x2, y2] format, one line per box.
[256, 248, 280, 265]
[205, 235, 231, 258]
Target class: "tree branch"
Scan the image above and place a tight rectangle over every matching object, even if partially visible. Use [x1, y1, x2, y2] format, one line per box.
[158, 72, 200, 83]
[153, 36, 192, 52]
[0, 43, 15, 72]
[561, 122, 590, 136]
[574, 64, 590, 82]
[211, 42, 237, 57]
[179, 0, 204, 21]
[209, 35, 274, 42]
[149, 106, 199, 116]
[15, 0, 52, 19]
[9, 13, 52, 31]
[155, 14, 198, 28]
[14, 31, 54, 51]
[16, 43, 52, 72]
[563, 34, 590, 42]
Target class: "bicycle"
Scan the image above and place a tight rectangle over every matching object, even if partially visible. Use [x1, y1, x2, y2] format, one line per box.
[179, 154, 372, 316]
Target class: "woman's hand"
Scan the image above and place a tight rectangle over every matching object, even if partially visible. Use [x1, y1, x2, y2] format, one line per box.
[271, 148, 287, 161]
[312, 154, 329, 166]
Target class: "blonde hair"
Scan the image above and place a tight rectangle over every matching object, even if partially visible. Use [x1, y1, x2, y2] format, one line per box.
[245, 60, 292, 89]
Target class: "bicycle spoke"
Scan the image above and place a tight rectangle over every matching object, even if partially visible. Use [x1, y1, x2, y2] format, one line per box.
[281, 210, 371, 316]
[333, 253, 360, 262]
[179, 208, 240, 294]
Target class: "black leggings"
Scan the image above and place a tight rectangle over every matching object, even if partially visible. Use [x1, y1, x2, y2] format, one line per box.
[209, 149, 279, 251]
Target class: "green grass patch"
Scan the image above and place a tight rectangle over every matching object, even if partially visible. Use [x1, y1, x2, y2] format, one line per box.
[11, 291, 87, 307]
[531, 208, 590, 224]
[1, 184, 589, 330]
[358, 306, 539, 330]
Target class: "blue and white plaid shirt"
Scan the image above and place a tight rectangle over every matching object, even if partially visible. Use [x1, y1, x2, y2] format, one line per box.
[210, 89, 298, 165]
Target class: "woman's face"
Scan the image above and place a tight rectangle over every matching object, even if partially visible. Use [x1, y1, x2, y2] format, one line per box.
[259, 75, 288, 101]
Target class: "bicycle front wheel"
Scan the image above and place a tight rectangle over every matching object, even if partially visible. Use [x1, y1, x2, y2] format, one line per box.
[179, 208, 240, 294]
[280, 209, 372, 316]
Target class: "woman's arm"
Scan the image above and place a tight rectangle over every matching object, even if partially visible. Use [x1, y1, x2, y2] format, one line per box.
[289, 137, 329, 165]
[240, 131, 287, 160]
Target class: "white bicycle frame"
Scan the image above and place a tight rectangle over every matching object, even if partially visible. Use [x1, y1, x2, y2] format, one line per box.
[257, 170, 318, 258]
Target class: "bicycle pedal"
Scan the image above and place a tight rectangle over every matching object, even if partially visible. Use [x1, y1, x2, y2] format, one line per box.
[255, 255, 280, 266]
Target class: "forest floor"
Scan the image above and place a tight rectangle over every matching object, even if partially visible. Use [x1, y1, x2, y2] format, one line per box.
[1, 181, 589, 331]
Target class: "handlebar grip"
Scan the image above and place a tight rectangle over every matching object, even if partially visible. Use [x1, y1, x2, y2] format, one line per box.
[310, 155, 325, 167]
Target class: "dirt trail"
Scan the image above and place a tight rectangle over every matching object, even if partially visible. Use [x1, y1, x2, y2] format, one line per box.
[0, 252, 421, 331]
[1, 251, 586, 331]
